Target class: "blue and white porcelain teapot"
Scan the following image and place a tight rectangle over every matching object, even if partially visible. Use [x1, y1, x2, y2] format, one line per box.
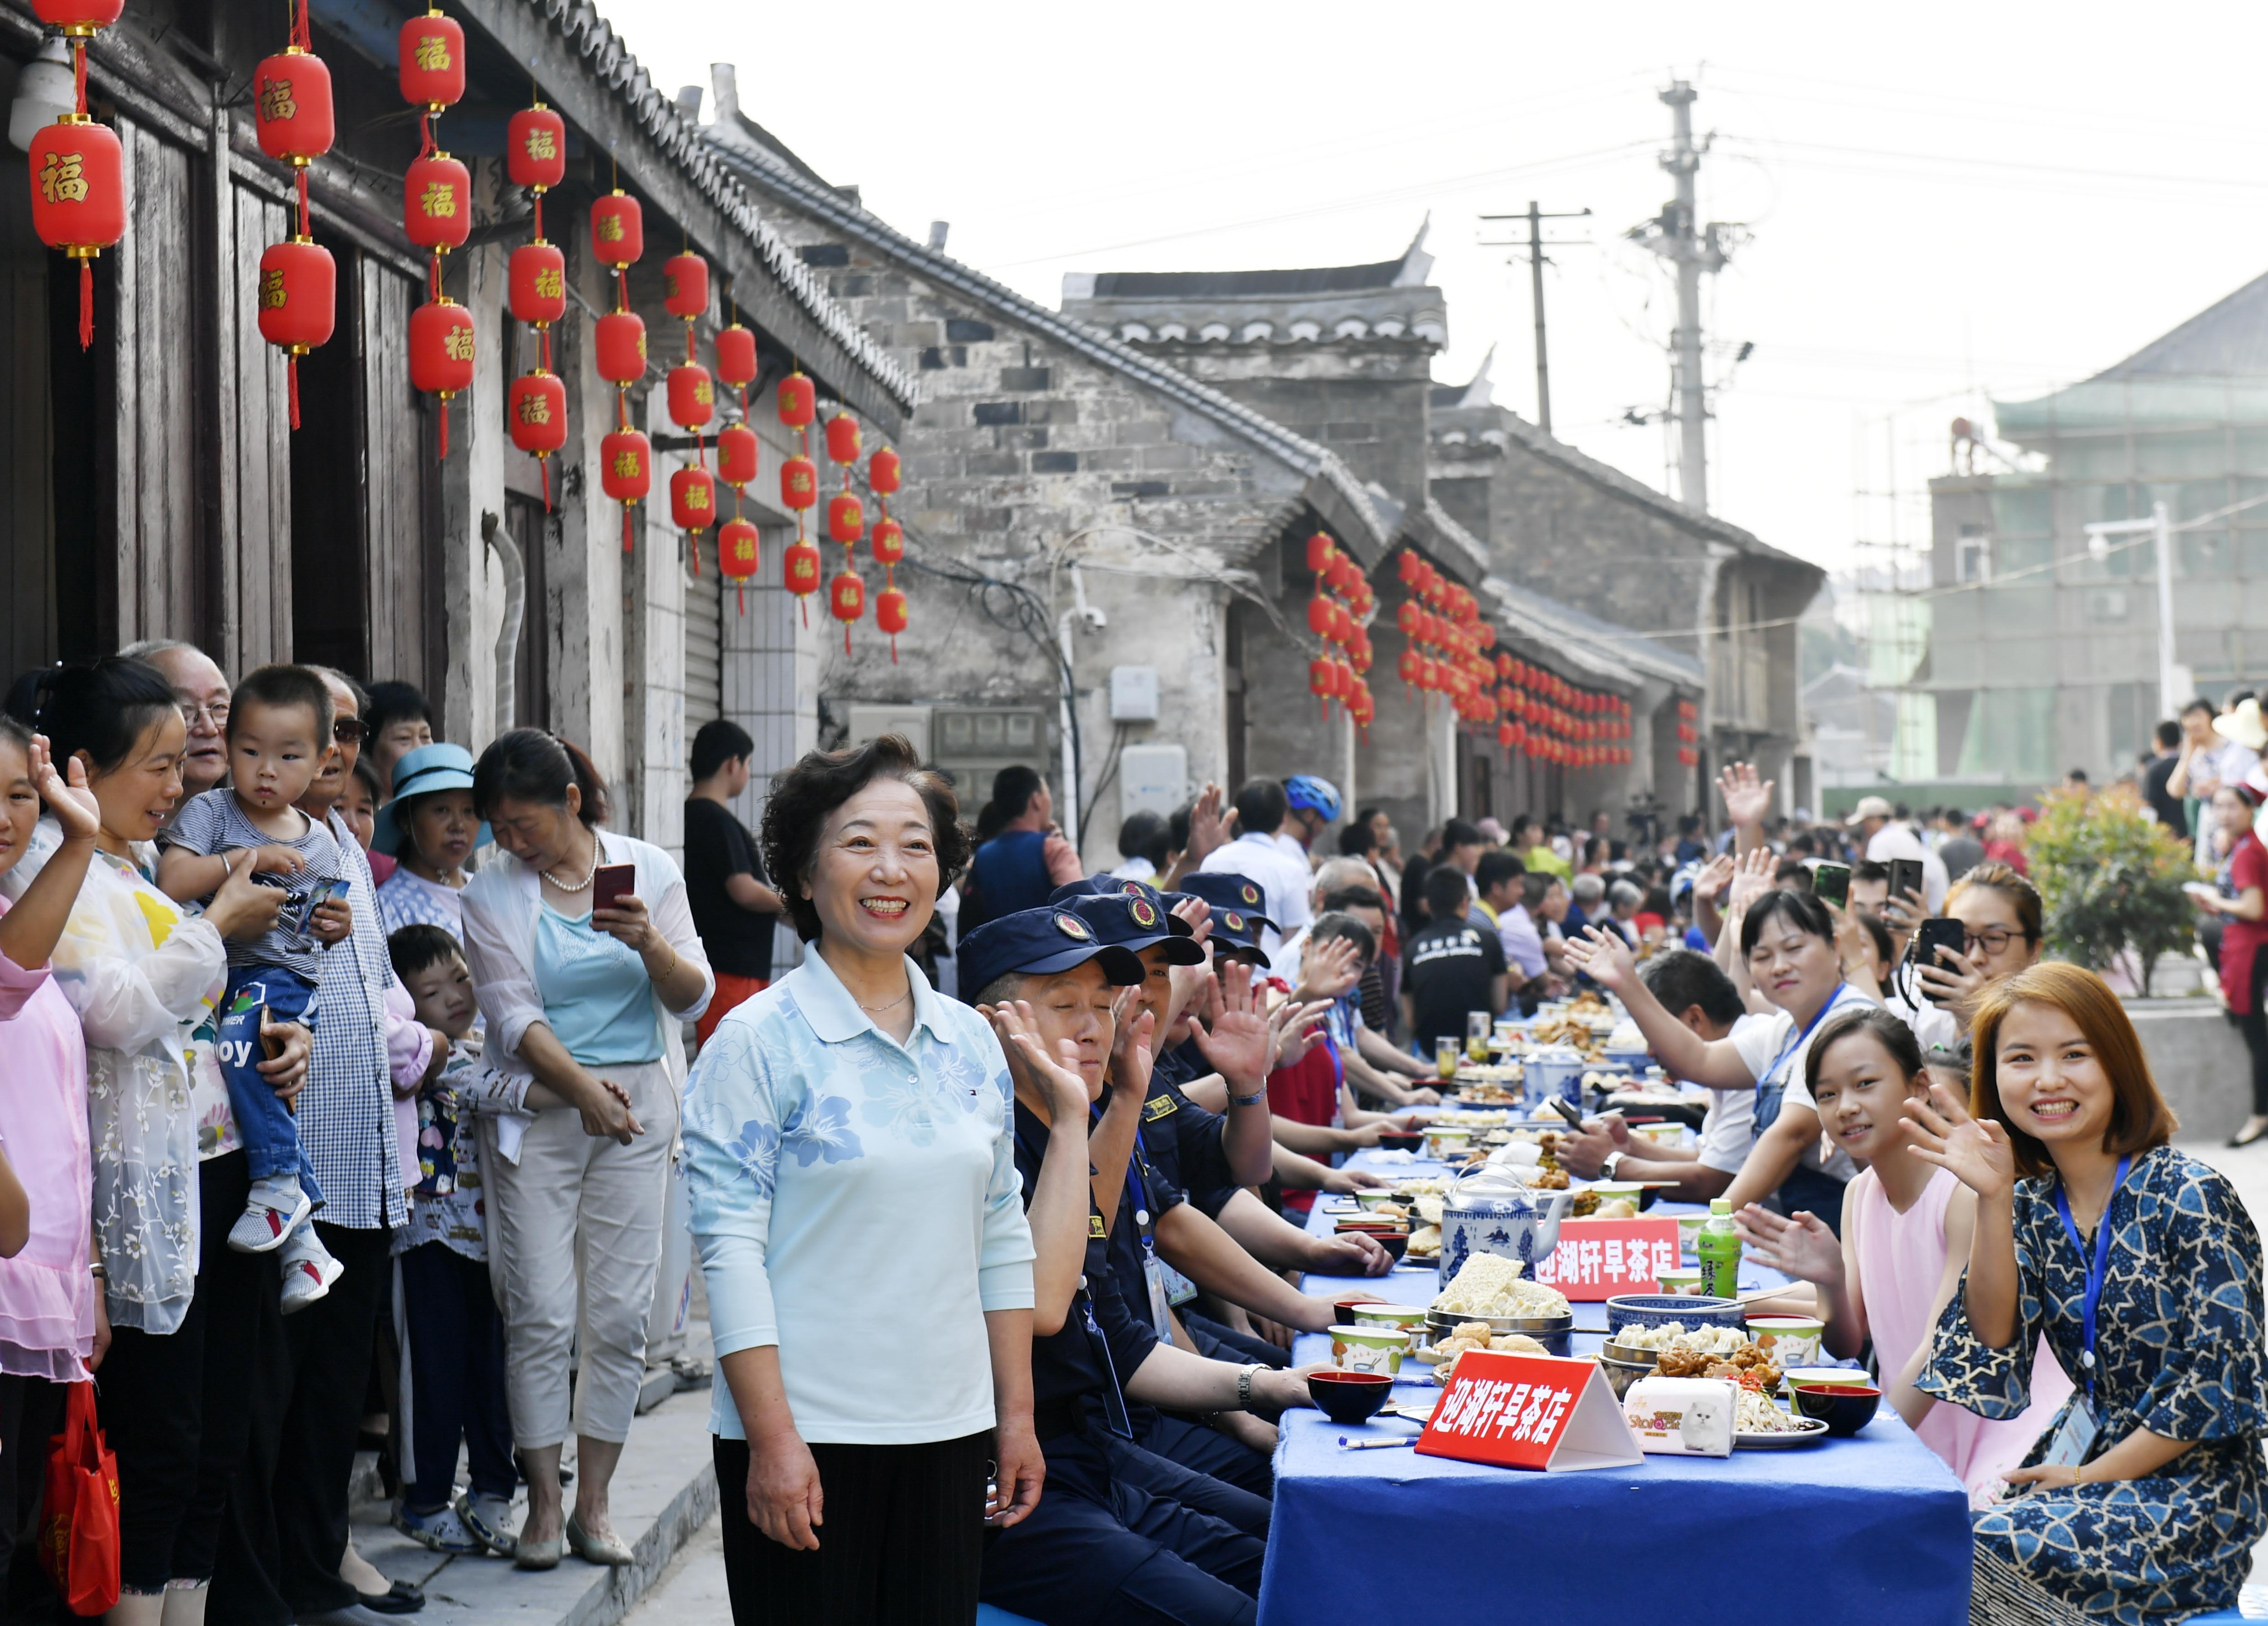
[1438, 1165, 1574, 1287]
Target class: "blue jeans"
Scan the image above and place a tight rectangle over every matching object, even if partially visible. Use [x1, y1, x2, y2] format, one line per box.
[216, 966, 325, 1202]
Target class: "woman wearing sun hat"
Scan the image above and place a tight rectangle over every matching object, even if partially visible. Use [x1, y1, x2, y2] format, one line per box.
[375, 743, 490, 941]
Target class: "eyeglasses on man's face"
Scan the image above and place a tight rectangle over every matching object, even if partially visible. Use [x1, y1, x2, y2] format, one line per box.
[177, 699, 230, 730]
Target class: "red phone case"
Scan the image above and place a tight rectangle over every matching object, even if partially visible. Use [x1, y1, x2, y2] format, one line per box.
[593, 864, 635, 911]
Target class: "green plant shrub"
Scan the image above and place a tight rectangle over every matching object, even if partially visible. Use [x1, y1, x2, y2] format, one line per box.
[2024, 785, 2196, 994]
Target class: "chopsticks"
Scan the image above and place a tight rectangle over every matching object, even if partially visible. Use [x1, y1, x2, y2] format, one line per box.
[1338, 1435, 1418, 1449]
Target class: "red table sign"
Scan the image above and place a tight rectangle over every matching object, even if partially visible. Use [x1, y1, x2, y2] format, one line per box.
[1529, 1216, 1680, 1300]
[1414, 1350, 1642, 1472]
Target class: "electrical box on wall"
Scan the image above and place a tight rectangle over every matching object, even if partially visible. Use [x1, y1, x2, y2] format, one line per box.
[1109, 666, 1160, 722]
[845, 705, 933, 761]
[1119, 745, 1186, 823]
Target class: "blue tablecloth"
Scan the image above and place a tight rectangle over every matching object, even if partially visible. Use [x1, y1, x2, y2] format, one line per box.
[1266, 1146, 1975, 1626]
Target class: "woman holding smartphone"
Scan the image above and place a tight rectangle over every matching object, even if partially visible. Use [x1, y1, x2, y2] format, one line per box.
[2194, 777, 2268, 1147]
[460, 731, 712, 1569]
[1908, 962, 2265, 1623]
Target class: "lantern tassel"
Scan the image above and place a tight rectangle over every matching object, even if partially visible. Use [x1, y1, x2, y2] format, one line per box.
[889, 635, 899, 665]
[623, 506, 633, 553]
[288, 355, 301, 431]
[437, 401, 448, 460]
[799, 597, 808, 628]
[842, 625, 851, 656]
[539, 457, 550, 512]
[72, 40, 85, 118]
[532, 193, 543, 241]
[77, 261, 92, 352]
[690, 537, 700, 577]
[736, 587, 746, 616]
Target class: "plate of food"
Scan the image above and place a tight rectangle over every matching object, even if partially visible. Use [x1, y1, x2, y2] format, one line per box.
[1735, 1414, 1829, 1450]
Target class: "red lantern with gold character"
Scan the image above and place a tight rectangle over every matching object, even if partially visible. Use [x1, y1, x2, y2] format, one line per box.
[408, 295, 474, 454]
[590, 191, 642, 273]
[509, 369, 567, 506]
[29, 115, 122, 350]
[667, 362, 713, 432]
[670, 464, 716, 534]
[397, 8, 464, 111]
[824, 412, 861, 466]
[869, 447, 900, 496]
[602, 428, 651, 551]
[594, 311, 645, 386]
[780, 455, 817, 511]
[1309, 596, 1334, 639]
[827, 491, 863, 545]
[664, 252, 708, 320]
[258, 237, 335, 429]
[508, 104, 566, 193]
[715, 324, 757, 394]
[1309, 658, 1335, 713]
[1306, 533, 1334, 574]
[829, 569, 865, 652]
[718, 518, 759, 613]
[255, 49, 333, 165]
[32, 0, 122, 28]
[404, 151, 470, 253]
[716, 425, 758, 490]
[783, 540, 821, 607]
[777, 371, 815, 428]
[875, 587, 907, 663]
[509, 242, 565, 328]
[869, 518, 903, 568]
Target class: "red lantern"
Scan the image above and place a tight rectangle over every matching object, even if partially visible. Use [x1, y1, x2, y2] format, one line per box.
[1397, 647, 1421, 687]
[602, 428, 651, 551]
[869, 447, 901, 496]
[670, 464, 716, 533]
[29, 116, 123, 350]
[1308, 658, 1335, 710]
[508, 368, 567, 506]
[780, 455, 818, 511]
[408, 296, 474, 455]
[716, 424, 759, 490]
[829, 569, 865, 650]
[828, 490, 864, 545]
[875, 586, 907, 662]
[595, 310, 646, 385]
[507, 104, 566, 192]
[403, 151, 470, 253]
[715, 324, 757, 391]
[1328, 602, 1352, 645]
[664, 252, 708, 321]
[778, 371, 815, 428]
[667, 362, 714, 432]
[784, 539, 821, 605]
[1306, 533, 1335, 573]
[255, 49, 333, 165]
[258, 237, 335, 429]
[590, 191, 642, 273]
[824, 412, 861, 465]
[397, 8, 464, 111]
[31, 0, 123, 29]
[508, 241, 566, 328]
[1309, 596, 1334, 638]
[1395, 602, 1420, 638]
[870, 518, 904, 568]
[719, 517, 759, 613]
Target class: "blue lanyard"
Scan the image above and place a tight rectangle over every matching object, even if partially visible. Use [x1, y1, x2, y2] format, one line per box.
[1763, 984, 1848, 1087]
[2051, 1156, 2130, 1402]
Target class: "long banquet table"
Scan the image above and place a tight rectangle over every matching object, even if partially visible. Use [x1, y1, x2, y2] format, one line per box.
[1264, 1137, 1976, 1626]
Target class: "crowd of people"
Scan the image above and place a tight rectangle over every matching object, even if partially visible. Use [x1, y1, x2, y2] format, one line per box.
[0, 637, 2259, 1626]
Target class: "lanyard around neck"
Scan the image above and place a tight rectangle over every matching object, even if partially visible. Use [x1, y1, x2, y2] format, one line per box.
[2052, 1155, 2131, 1401]
[1764, 983, 1847, 1085]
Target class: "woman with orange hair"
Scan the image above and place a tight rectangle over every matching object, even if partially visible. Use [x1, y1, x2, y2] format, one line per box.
[1906, 962, 2268, 1624]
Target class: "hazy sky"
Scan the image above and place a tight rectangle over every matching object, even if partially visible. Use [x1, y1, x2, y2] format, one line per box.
[604, 1, 2268, 577]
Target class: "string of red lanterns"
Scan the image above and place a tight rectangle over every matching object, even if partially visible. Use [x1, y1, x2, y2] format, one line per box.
[664, 245, 715, 567]
[823, 410, 864, 653]
[869, 445, 905, 661]
[1674, 698, 1701, 769]
[1304, 533, 1373, 731]
[251, 0, 334, 430]
[715, 304, 760, 614]
[399, 6, 472, 458]
[778, 370, 820, 622]
[592, 180, 649, 551]
[505, 94, 567, 507]
[27, 0, 125, 351]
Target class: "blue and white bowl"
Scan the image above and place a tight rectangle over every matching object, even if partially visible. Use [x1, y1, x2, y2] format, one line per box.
[1604, 1294, 1748, 1337]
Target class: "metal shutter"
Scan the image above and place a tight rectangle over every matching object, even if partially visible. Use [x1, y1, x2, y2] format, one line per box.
[684, 560, 723, 732]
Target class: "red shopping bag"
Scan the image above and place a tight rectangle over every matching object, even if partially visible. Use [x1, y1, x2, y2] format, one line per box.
[38, 1382, 120, 1615]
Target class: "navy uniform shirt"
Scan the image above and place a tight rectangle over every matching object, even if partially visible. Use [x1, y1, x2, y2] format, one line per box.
[1141, 1041, 1240, 1218]
[1012, 1099, 1156, 1434]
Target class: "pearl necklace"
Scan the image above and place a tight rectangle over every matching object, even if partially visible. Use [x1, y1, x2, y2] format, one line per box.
[543, 835, 599, 893]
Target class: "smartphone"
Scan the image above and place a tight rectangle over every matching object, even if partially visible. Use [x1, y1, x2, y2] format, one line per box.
[1812, 861, 1850, 907]
[1915, 917, 1966, 1001]
[1547, 1096, 1585, 1129]
[1887, 859, 1925, 912]
[593, 863, 636, 913]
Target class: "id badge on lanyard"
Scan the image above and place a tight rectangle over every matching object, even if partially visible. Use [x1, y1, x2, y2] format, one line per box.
[1127, 1134, 1186, 1341]
[2040, 1157, 2130, 1477]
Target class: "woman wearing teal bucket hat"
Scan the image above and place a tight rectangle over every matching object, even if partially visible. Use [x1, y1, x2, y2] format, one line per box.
[375, 743, 491, 941]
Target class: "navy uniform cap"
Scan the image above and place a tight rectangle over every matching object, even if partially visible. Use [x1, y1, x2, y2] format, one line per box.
[1163, 891, 1270, 967]
[1067, 895, 1206, 965]
[958, 907, 1146, 999]
[1174, 871, 1277, 933]
[1047, 875, 1194, 936]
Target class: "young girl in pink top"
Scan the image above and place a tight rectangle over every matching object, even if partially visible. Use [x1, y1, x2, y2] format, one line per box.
[1737, 1005, 2071, 1505]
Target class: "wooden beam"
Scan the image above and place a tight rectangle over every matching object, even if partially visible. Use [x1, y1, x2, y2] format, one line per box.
[449, 0, 908, 431]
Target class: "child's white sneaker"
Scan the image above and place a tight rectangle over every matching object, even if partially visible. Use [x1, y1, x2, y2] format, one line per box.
[229, 1178, 311, 1255]
[278, 1226, 343, 1314]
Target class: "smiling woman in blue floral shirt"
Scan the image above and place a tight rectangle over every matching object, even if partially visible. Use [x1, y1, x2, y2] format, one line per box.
[684, 735, 1039, 1625]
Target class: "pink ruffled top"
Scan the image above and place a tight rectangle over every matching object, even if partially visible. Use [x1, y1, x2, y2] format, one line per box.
[0, 897, 96, 1380]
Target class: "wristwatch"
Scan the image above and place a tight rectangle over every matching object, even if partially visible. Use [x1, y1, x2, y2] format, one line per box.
[1601, 1152, 1625, 1182]
[1236, 1363, 1260, 1411]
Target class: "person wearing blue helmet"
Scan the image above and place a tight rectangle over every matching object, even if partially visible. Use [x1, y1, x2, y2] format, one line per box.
[1281, 774, 1340, 858]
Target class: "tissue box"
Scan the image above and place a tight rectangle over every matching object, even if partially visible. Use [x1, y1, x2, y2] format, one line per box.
[1623, 1375, 1735, 1456]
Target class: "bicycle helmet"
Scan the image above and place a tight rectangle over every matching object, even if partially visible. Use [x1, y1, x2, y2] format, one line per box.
[1283, 774, 1341, 823]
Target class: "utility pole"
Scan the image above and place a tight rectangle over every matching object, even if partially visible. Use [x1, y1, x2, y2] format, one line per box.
[1479, 203, 1591, 437]
[1628, 80, 1742, 514]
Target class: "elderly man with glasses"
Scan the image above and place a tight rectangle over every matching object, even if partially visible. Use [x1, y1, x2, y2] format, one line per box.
[120, 638, 234, 799]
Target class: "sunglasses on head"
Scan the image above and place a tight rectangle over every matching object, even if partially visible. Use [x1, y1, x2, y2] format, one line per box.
[333, 718, 366, 743]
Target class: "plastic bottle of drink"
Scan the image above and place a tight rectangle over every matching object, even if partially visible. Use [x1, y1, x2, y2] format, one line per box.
[1699, 1198, 1741, 1300]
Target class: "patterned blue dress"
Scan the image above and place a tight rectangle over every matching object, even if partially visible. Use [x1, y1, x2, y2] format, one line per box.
[1917, 1146, 2268, 1624]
